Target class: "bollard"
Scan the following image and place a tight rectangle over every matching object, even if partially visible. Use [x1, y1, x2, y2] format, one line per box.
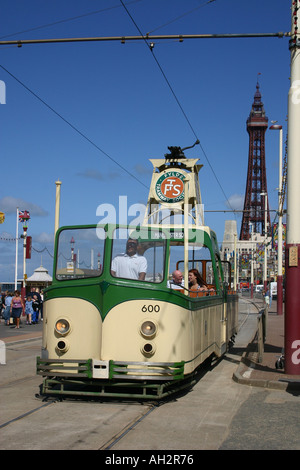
[0, 340, 6, 365]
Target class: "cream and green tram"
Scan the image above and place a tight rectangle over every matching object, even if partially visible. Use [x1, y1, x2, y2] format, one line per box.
[37, 223, 238, 399]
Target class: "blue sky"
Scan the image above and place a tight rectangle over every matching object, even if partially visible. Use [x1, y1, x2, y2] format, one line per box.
[0, 0, 291, 281]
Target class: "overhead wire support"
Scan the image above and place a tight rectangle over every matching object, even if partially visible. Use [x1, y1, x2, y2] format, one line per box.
[0, 31, 290, 47]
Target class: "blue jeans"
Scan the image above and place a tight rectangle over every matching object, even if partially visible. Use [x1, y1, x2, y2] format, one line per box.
[32, 309, 39, 323]
[3, 306, 11, 322]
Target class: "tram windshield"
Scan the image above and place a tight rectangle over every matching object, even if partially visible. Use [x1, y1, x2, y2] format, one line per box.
[56, 227, 105, 280]
[111, 228, 166, 283]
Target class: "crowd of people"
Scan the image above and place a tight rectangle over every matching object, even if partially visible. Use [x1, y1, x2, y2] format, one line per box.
[0, 287, 43, 329]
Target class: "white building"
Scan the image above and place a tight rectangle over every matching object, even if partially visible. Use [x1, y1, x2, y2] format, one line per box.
[27, 265, 52, 289]
[220, 220, 272, 282]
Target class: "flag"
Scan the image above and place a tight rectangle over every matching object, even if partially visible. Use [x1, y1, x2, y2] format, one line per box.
[19, 210, 30, 222]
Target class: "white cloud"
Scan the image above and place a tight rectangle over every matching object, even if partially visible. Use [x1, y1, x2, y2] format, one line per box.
[134, 164, 152, 175]
[77, 169, 104, 180]
[0, 196, 48, 217]
[225, 194, 244, 211]
[35, 232, 54, 244]
[77, 169, 121, 180]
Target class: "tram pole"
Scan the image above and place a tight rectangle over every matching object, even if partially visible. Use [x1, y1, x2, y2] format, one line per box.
[54, 180, 62, 239]
[184, 177, 189, 295]
[285, 0, 300, 374]
[14, 207, 19, 290]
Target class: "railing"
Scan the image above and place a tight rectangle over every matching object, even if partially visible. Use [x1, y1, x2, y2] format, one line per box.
[257, 305, 268, 363]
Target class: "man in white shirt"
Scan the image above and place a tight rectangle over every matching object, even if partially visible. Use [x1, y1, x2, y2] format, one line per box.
[111, 238, 147, 280]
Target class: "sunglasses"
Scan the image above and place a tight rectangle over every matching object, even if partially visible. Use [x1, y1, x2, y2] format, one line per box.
[127, 242, 138, 247]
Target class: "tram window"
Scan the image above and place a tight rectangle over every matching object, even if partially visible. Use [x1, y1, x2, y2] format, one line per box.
[56, 227, 104, 280]
[170, 243, 217, 287]
[111, 229, 165, 283]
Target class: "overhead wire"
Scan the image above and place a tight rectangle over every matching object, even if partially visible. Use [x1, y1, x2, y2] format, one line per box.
[146, 0, 216, 35]
[119, 0, 236, 214]
[0, 0, 144, 40]
[0, 63, 148, 190]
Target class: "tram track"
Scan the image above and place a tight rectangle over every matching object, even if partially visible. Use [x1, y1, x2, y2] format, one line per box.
[0, 305, 256, 449]
[0, 374, 39, 388]
[0, 398, 57, 430]
[98, 403, 159, 450]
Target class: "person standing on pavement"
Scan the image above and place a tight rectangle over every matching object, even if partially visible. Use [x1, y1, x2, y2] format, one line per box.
[263, 287, 270, 307]
[32, 294, 40, 324]
[10, 290, 24, 329]
[3, 291, 12, 325]
[30, 288, 41, 321]
[25, 295, 33, 325]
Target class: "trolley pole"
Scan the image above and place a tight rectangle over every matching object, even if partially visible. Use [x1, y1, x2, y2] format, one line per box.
[54, 180, 62, 239]
[184, 177, 189, 296]
[285, 0, 300, 374]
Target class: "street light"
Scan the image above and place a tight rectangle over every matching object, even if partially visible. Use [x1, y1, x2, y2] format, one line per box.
[270, 123, 283, 315]
[249, 222, 254, 298]
[260, 191, 268, 291]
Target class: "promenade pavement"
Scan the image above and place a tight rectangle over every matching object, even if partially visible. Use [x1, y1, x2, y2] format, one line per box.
[234, 298, 300, 391]
[1, 298, 299, 392]
[0, 318, 43, 344]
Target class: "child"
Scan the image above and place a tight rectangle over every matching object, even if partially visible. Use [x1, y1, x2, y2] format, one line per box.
[32, 294, 40, 324]
[25, 296, 33, 325]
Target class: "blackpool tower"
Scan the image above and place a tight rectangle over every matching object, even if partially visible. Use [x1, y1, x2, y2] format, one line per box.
[240, 83, 271, 240]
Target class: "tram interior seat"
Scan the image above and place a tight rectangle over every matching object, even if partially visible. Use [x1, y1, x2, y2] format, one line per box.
[171, 289, 216, 297]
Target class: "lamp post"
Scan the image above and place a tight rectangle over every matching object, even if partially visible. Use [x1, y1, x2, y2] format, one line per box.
[270, 123, 283, 315]
[250, 222, 254, 299]
[260, 192, 268, 291]
[285, 0, 300, 374]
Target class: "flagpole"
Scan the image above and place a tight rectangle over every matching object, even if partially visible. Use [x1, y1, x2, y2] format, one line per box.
[14, 207, 19, 290]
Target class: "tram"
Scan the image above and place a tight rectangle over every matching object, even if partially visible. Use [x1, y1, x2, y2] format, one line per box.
[37, 145, 238, 399]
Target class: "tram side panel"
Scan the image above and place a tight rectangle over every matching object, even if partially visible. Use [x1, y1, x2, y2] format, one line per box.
[226, 294, 239, 340]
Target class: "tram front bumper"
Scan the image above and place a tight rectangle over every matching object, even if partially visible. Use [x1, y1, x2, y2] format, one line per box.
[36, 357, 185, 381]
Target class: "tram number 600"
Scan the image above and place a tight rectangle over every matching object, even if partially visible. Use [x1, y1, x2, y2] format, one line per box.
[141, 305, 160, 313]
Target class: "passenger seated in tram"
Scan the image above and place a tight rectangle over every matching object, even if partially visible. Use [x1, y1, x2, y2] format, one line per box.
[111, 237, 147, 280]
[167, 270, 185, 289]
[188, 268, 214, 294]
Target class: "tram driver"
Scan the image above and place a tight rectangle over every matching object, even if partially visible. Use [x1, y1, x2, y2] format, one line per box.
[111, 237, 147, 281]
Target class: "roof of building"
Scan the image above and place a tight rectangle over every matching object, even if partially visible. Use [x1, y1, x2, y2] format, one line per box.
[27, 265, 52, 282]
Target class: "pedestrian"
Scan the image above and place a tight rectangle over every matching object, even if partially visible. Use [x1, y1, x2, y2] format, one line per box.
[32, 294, 40, 324]
[40, 290, 44, 320]
[25, 295, 33, 324]
[3, 291, 12, 325]
[10, 290, 25, 329]
[263, 287, 270, 307]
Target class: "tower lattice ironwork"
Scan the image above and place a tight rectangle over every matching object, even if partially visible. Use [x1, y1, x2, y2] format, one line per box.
[240, 83, 271, 240]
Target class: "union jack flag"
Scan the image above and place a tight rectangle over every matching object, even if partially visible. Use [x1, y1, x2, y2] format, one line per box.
[19, 210, 30, 222]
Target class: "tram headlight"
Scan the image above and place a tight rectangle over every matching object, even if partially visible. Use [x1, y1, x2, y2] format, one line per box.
[55, 319, 70, 336]
[56, 339, 69, 353]
[141, 342, 156, 356]
[140, 320, 157, 338]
